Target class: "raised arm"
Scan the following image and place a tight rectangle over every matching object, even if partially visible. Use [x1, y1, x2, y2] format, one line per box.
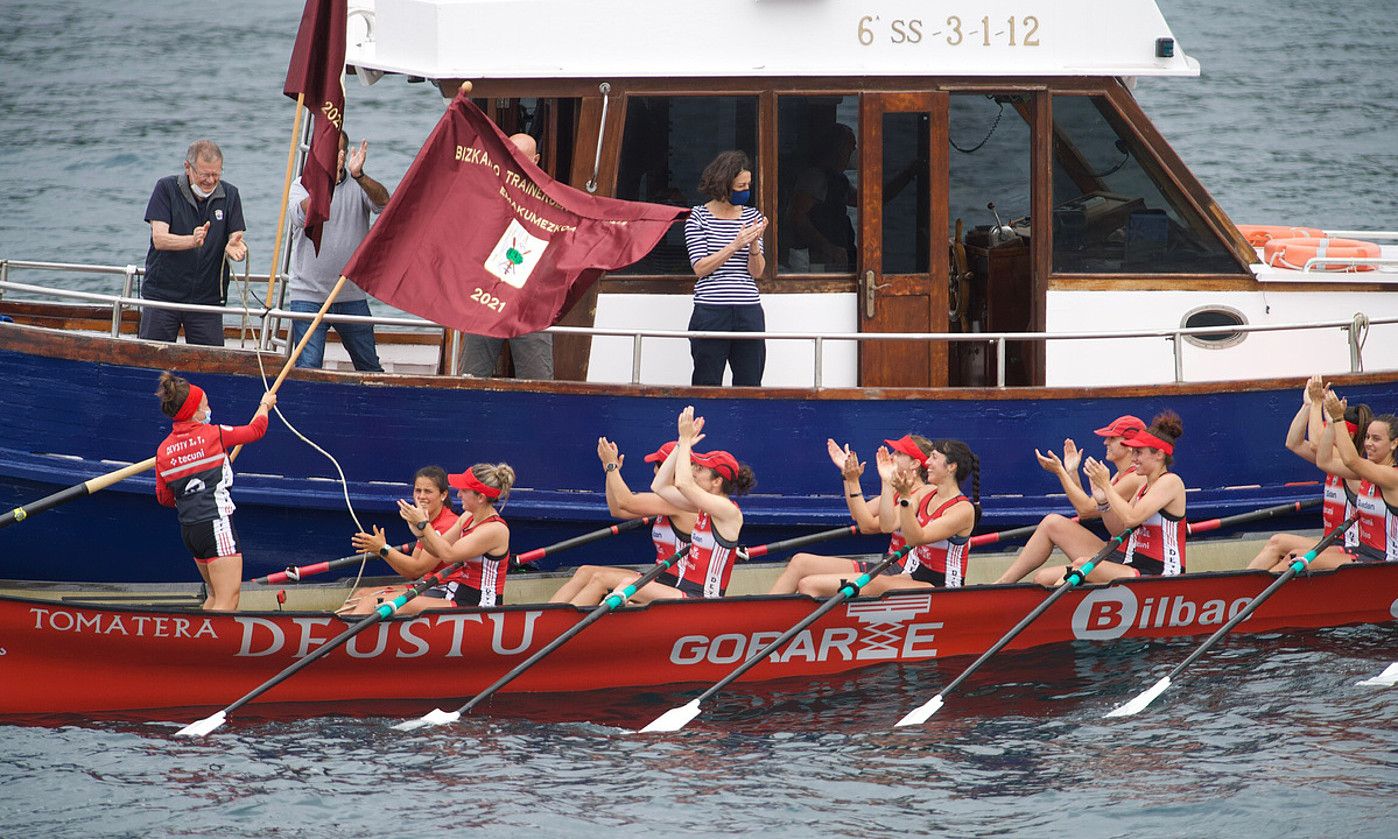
[1286, 375, 1327, 462]
[649, 440, 694, 510]
[672, 408, 742, 539]
[889, 466, 974, 545]
[1038, 440, 1097, 518]
[874, 446, 900, 534]
[1327, 392, 1398, 489]
[829, 439, 880, 533]
[1314, 414, 1362, 480]
[398, 500, 508, 564]
[1088, 458, 1183, 529]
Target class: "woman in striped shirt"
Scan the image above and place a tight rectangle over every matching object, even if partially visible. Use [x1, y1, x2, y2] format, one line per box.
[684, 150, 768, 386]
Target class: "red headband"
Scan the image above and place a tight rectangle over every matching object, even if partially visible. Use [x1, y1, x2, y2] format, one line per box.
[448, 468, 502, 499]
[173, 384, 205, 421]
[884, 435, 930, 465]
[1122, 430, 1174, 455]
[1344, 420, 1359, 435]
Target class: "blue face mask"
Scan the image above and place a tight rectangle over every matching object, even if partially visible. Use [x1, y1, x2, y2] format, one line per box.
[729, 189, 751, 206]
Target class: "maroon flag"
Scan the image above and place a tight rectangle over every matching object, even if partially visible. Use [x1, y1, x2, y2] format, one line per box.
[342, 93, 688, 338]
[283, 0, 347, 253]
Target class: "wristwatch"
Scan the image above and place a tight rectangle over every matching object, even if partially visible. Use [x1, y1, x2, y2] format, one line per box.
[605, 463, 619, 473]
[378, 544, 391, 559]
[413, 519, 429, 532]
[899, 498, 911, 508]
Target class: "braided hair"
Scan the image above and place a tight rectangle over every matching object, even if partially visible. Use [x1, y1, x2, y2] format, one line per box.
[932, 439, 983, 528]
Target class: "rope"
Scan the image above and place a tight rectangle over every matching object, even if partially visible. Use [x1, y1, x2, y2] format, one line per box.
[252, 345, 371, 609]
[1351, 312, 1370, 372]
[949, 98, 1004, 154]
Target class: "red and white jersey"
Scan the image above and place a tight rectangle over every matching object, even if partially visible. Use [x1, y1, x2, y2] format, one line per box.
[1322, 473, 1360, 549]
[421, 505, 464, 573]
[652, 515, 691, 564]
[155, 415, 268, 525]
[675, 508, 739, 598]
[884, 491, 935, 573]
[1116, 483, 1186, 576]
[1354, 479, 1398, 563]
[904, 495, 972, 587]
[441, 513, 510, 606]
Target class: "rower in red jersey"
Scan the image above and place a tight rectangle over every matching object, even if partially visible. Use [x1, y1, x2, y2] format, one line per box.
[1035, 411, 1186, 586]
[153, 372, 275, 611]
[342, 465, 460, 615]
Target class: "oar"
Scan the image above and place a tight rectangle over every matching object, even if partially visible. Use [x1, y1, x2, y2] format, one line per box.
[894, 526, 1138, 727]
[174, 559, 467, 737]
[1356, 663, 1398, 687]
[1, 459, 155, 529]
[395, 547, 692, 732]
[738, 524, 860, 560]
[1104, 514, 1358, 718]
[511, 516, 653, 568]
[641, 544, 916, 733]
[971, 516, 1080, 548]
[250, 544, 414, 585]
[1185, 498, 1319, 535]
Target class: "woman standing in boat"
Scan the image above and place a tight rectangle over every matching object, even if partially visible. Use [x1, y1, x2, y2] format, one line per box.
[353, 463, 513, 608]
[154, 372, 275, 611]
[995, 415, 1148, 584]
[1034, 412, 1186, 586]
[1265, 391, 1398, 571]
[548, 438, 697, 604]
[790, 439, 981, 594]
[342, 466, 459, 615]
[767, 435, 938, 594]
[684, 150, 768, 386]
[1248, 377, 1370, 571]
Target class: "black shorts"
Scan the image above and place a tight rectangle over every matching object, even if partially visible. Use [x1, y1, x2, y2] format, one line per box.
[853, 555, 905, 577]
[1112, 550, 1163, 576]
[181, 518, 240, 561]
[656, 569, 681, 588]
[422, 582, 483, 607]
[909, 566, 947, 587]
[672, 576, 724, 600]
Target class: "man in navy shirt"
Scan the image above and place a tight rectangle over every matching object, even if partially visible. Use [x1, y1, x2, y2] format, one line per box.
[140, 139, 247, 346]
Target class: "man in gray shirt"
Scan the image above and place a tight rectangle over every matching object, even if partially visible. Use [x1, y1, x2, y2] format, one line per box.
[286, 133, 391, 371]
[458, 133, 555, 380]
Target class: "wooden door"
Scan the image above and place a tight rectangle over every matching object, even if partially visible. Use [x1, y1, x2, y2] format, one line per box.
[858, 92, 949, 388]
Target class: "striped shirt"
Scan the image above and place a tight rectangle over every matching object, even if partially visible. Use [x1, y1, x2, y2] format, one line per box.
[685, 204, 764, 305]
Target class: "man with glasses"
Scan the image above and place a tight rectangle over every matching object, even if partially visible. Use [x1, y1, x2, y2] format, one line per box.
[139, 139, 247, 346]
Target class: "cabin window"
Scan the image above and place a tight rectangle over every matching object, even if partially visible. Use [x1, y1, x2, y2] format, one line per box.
[880, 111, 931, 274]
[1051, 96, 1243, 275]
[612, 96, 759, 275]
[775, 96, 859, 274]
[1181, 305, 1247, 348]
[482, 98, 578, 183]
[947, 94, 1031, 243]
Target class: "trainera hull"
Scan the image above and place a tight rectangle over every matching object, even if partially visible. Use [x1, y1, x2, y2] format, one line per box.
[3, 563, 1394, 717]
[4, 323, 1397, 583]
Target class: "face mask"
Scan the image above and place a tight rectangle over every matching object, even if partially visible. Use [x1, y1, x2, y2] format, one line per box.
[729, 189, 751, 206]
[201, 408, 212, 424]
[190, 180, 214, 199]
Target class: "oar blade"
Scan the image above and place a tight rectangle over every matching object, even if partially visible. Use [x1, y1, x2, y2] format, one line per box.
[1105, 675, 1172, 718]
[894, 694, 945, 727]
[1356, 662, 1398, 687]
[393, 707, 461, 732]
[640, 699, 702, 733]
[174, 710, 227, 738]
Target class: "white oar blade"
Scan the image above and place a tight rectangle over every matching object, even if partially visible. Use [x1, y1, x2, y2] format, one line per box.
[174, 710, 227, 738]
[393, 708, 461, 732]
[1105, 676, 1173, 718]
[894, 694, 945, 727]
[1356, 662, 1398, 687]
[640, 699, 702, 733]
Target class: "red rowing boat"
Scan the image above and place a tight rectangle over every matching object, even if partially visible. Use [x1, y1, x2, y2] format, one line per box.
[3, 563, 1394, 717]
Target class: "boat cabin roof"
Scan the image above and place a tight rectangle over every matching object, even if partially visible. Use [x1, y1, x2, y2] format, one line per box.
[347, 0, 1199, 82]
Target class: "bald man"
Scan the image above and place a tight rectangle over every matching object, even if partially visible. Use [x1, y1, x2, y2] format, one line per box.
[458, 132, 555, 380]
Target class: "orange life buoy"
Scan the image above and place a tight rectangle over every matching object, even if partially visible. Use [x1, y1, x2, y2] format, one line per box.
[1237, 224, 1325, 248]
[1263, 237, 1381, 272]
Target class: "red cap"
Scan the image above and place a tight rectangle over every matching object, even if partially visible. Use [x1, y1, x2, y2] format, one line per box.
[447, 468, 502, 499]
[883, 435, 929, 465]
[643, 441, 677, 463]
[1093, 415, 1146, 438]
[1121, 430, 1174, 456]
[173, 384, 206, 422]
[691, 450, 739, 481]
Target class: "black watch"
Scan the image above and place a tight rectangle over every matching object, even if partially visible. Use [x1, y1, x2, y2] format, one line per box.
[899, 498, 911, 508]
[605, 463, 619, 473]
[413, 519, 429, 532]
[378, 544, 391, 559]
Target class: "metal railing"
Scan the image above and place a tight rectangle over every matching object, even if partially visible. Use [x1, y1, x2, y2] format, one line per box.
[3, 259, 1397, 388]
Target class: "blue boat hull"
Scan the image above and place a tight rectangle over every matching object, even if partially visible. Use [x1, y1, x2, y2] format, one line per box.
[0, 324, 1387, 582]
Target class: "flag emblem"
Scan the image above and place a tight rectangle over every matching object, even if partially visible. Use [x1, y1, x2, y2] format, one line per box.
[485, 218, 548, 289]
